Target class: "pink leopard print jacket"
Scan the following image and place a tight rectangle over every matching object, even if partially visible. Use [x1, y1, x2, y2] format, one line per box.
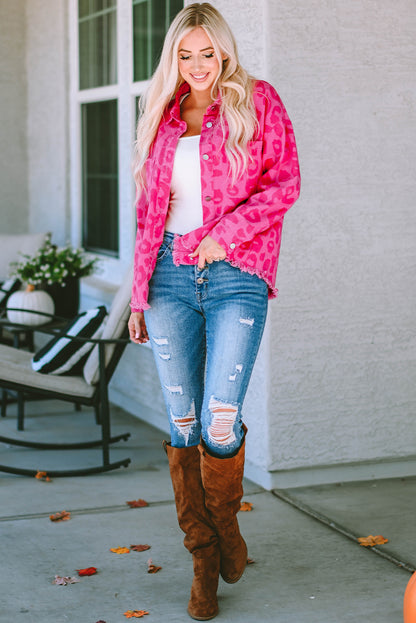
[130, 79, 300, 312]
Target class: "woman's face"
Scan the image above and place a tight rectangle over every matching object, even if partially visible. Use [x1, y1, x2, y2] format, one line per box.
[177, 27, 221, 96]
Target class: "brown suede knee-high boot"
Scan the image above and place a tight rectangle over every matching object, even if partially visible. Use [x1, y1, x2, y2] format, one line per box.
[199, 430, 248, 584]
[164, 442, 220, 621]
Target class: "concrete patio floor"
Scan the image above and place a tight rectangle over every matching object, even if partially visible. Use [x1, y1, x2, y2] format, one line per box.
[0, 400, 414, 623]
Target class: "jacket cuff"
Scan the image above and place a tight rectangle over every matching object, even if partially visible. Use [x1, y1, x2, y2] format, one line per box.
[130, 302, 151, 313]
[209, 223, 238, 254]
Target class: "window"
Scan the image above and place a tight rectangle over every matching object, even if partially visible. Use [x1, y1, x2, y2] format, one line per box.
[133, 0, 183, 82]
[79, 0, 117, 89]
[71, 0, 183, 279]
[81, 100, 118, 255]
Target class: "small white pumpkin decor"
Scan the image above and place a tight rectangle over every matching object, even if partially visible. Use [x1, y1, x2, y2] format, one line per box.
[7, 284, 55, 326]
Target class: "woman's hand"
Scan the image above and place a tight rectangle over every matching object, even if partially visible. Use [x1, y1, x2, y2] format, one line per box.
[128, 312, 149, 344]
[189, 235, 227, 270]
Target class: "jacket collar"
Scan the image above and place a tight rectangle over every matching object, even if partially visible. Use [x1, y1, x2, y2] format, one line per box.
[167, 82, 222, 123]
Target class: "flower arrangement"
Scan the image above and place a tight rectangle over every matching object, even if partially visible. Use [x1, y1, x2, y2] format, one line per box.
[11, 235, 98, 287]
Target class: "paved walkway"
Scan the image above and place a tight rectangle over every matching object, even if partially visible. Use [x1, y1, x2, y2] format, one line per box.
[0, 400, 414, 622]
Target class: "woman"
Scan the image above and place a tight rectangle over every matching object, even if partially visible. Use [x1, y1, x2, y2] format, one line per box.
[128, 3, 300, 620]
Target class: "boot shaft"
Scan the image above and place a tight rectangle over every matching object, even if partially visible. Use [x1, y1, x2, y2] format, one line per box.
[165, 443, 218, 553]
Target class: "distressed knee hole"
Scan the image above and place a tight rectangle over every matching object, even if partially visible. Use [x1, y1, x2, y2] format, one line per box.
[208, 396, 238, 446]
[239, 317, 254, 327]
[171, 400, 196, 445]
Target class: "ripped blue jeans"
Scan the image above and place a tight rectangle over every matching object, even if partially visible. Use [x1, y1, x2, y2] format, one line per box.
[144, 232, 268, 457]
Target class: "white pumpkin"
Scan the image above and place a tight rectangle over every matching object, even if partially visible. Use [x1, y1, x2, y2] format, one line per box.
[7, 285, 55, 326]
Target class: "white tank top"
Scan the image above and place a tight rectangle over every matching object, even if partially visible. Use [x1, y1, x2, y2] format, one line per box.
[165, 135, 203, 235]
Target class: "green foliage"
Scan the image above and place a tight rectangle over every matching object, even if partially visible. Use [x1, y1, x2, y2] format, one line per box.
[11, 235, 99, 287]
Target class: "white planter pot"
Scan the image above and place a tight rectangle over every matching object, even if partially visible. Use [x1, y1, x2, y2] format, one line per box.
[7, 287, 55, 326]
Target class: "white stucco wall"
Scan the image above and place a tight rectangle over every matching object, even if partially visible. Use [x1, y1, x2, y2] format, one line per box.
[0, 0, 29, 233]
[0, 0, 68, 243]
[26, 0, 69, 245]
[264, 0, 416, 485]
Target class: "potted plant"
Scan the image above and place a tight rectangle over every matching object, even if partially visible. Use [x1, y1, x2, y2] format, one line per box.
[10, 235, 98, 318]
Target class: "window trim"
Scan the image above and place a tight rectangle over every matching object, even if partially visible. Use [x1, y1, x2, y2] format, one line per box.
[70, 0, 137, 285]
[69, 0, 182, 286]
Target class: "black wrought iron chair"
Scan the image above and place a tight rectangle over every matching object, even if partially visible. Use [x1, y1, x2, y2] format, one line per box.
[0, 265, 133, 477]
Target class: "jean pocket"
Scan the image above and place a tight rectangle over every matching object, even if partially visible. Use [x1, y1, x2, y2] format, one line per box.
[156, 241, 172, 262]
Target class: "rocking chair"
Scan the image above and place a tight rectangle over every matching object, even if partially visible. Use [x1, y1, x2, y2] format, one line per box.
[0, 265, 134, 477]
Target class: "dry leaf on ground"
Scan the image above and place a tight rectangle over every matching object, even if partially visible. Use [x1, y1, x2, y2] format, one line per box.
[52, 575, 79, 585]
[358, 535, 389, 547]
[110, 547, 130, 554]
[240, 501, 253, 512]
[147, 558, 162, 574]
[126, 499, 149, 508]
[130, 544, 151, 552]
[35, 471, 52, 482]
[49, 510, 71, 522]
[77, 567, 97, 576]
[247, 557, 255, 565]
[123, 610, 149, 618]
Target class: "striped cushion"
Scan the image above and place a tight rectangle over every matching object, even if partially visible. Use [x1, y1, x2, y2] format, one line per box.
[31, 306, 107, 375]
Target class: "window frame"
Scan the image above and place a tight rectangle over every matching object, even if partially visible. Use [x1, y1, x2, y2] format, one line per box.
[69, 0, 182, 286]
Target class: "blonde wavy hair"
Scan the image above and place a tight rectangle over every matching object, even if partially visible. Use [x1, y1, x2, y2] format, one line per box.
[133, 2, 258, 190]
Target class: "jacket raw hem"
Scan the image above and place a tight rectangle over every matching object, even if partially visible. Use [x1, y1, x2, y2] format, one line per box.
[226, 258, 278, 300]
[172, 248, 196, 267]
[171, 249, 278, 300]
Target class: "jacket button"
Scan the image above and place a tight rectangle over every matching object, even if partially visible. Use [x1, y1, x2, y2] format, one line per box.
[205, 196, 212, 201]
[206, 121, 213, 128]
[230, 242, 236, 249]
[197, 278, 204, 284]
[202, 154, 209, 160]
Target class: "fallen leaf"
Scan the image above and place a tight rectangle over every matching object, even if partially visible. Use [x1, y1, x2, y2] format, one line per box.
[77, 567, 97, 576]
[35, 471, 52, 482]
[110, 547, 130, 554]
[49, 510, 71, 522]
[130, 544, 151, 552]
[147, 558, 162, 574]
[247, 557, 256, 565]
[52, 575, 79, 585]
[240, 501, 253, 512]
[123, 611, 149, 618]
[126, 499, 149, 508]
[358, 535, 389, 547]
